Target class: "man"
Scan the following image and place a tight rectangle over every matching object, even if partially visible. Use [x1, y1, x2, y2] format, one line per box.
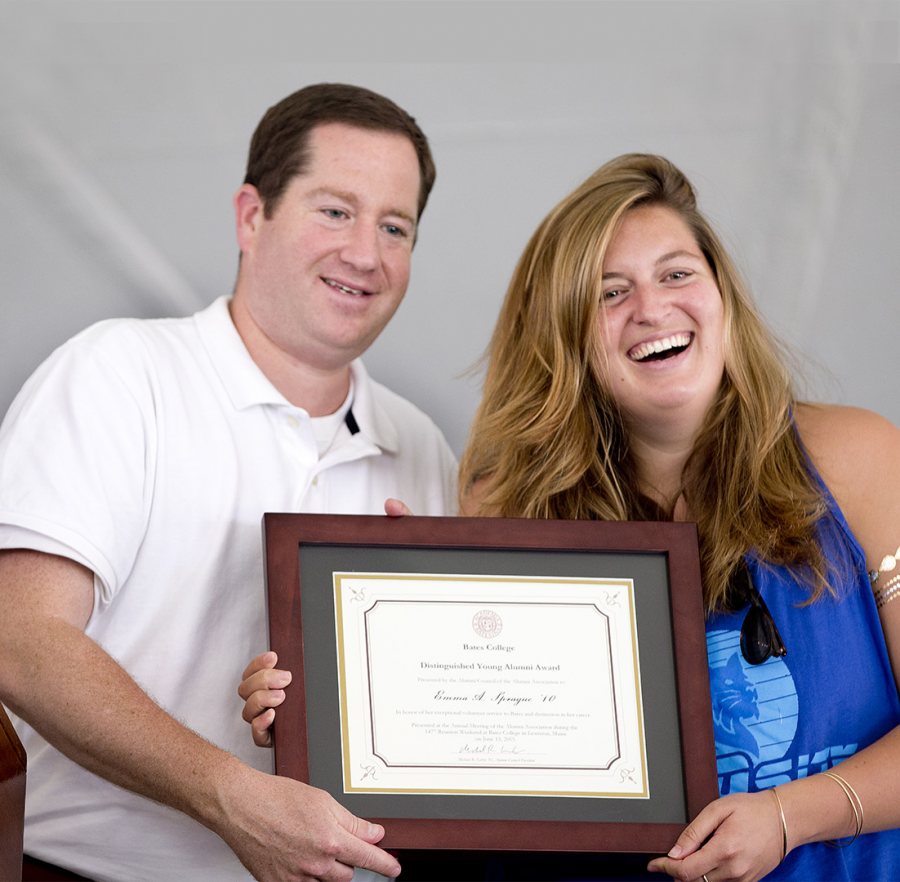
[0, 83, 456, 881]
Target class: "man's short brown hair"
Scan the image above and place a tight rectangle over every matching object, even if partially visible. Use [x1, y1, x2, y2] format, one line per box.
[244, 82, 436, 220]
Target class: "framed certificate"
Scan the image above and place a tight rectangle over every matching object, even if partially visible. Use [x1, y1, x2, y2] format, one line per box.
[263, 514, 717, 853]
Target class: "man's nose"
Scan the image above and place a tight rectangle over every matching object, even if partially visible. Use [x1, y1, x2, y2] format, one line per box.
[340, 221, 380, 272]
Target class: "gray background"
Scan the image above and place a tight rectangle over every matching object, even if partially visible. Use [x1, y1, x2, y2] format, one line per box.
[2, 0, 898, 455]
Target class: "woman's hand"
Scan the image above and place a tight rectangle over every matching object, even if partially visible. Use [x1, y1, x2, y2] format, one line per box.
[647, 791, 785, 882]
[237, 651, 292, 748]
[383, 497, 413, 517]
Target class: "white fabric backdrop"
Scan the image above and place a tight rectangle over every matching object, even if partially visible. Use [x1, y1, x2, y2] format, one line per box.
[1, 0, 897, 453]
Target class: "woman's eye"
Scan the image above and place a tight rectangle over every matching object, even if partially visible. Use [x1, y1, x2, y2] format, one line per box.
[322, 208, 348, 220]
[666, 270, 691, 282]
[383, 223, 408, 238]
[602, 288, 625, 302]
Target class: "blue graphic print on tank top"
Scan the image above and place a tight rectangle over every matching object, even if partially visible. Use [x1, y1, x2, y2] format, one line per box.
[706, 478, 900, 880]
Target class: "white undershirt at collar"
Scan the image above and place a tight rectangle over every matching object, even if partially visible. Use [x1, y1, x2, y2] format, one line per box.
[310, 378, 354, 457]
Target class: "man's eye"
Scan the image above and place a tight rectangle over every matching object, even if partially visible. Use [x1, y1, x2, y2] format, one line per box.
[322, 208, 348, 220]
[383, 224, 408, 238]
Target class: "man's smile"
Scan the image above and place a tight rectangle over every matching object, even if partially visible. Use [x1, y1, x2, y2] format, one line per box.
[322, 276, 372, 296]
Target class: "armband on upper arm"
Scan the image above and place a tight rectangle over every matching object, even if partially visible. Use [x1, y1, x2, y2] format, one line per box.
[870, 545, 900, 609]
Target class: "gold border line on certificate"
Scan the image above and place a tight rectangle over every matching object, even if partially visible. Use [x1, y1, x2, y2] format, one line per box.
[333, 572, 648, 799]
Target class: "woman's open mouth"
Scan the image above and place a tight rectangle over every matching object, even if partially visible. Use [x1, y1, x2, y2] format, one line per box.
[628, 332, 692, 363]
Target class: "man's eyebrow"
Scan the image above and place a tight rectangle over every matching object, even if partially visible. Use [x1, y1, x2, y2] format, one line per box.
[307, 187, 417, 227]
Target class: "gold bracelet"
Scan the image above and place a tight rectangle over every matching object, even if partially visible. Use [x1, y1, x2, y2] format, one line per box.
[822, 771, 864, 846]
[770, 787, 788, 863]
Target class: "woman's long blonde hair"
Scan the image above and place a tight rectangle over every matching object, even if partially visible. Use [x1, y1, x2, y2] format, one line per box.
[459, 154, 832, 612]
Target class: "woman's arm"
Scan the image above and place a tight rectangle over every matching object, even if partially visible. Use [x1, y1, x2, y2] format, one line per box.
[650, 403, 900, 882]
[796, 403, 900, 681]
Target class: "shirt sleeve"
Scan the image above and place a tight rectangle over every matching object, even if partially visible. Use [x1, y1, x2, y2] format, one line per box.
[0, 322, 157, 607]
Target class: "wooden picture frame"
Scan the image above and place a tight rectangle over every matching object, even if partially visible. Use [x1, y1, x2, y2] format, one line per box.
[264, 514, 716, 854]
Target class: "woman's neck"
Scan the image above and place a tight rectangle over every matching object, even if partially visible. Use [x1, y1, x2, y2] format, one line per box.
[628, 420, 699, 516]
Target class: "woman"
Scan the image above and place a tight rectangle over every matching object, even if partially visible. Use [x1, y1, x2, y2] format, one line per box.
[457, 153, 900, 881]
[241, 154, 900, 881]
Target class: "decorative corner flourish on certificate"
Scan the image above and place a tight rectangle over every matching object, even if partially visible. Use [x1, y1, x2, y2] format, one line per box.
[333, 573, 648, 799]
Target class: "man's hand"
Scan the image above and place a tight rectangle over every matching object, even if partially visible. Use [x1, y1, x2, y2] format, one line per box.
[220, 764, 400, 882]
[238, 651, 291, 748]
[0, 550, 400, 881]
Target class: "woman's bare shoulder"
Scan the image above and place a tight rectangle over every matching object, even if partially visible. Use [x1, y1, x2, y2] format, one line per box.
[795, 402, 898, 483]
[795, 402, 899, 566]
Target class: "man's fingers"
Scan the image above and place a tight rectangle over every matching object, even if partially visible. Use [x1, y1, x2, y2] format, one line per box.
[320, 861, 356, 882]
[240, 650, 278, 681]
[250, 708, 275, 747]
[338, 837, 399, 880]
[238, 666, 291, 702]
[340, 812, 385, 845]
[334, 806, 399, 878]
[240, 685, 287, 723]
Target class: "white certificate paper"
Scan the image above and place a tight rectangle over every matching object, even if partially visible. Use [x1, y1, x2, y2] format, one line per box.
[333, 573, 648, 798]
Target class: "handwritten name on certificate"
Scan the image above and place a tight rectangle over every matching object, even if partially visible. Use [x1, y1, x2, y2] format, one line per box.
[333, 573, 648, 798]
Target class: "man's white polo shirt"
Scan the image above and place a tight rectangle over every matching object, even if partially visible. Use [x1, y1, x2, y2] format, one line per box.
[0, 296, 457, 881]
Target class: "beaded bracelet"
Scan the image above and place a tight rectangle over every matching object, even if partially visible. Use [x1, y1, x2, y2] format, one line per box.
[822, 771, 864, 847]
[869, 545, 900, 609]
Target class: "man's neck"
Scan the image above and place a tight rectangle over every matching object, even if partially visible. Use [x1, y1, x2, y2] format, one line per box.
[228, 295, 352, 416]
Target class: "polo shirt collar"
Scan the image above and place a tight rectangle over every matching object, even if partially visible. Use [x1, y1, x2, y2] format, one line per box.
[194, 296, 288, 409]
[194, 296, 400, 454]
[347, 360, 400, 454]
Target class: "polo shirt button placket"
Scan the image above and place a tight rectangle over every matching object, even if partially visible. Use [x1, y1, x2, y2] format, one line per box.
[304, 469, 326, 509]
[280, 410, 318, 509]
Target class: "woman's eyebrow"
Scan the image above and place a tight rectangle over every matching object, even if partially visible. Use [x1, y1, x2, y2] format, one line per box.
[655, 249, 702, 265]
[602, 249, 704, 279]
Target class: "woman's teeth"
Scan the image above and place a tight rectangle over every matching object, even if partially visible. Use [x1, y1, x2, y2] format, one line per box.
[629, 333, 692, 362]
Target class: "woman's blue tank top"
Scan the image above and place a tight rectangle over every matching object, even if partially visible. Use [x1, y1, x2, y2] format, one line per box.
[706, 480, 900, 879]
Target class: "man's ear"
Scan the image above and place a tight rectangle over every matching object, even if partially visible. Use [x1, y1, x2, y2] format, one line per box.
[234, 184, 264, 253]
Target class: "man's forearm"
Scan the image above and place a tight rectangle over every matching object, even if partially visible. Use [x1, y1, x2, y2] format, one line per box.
[0, 549, 402, 881]
[1, 612, 241, 832]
